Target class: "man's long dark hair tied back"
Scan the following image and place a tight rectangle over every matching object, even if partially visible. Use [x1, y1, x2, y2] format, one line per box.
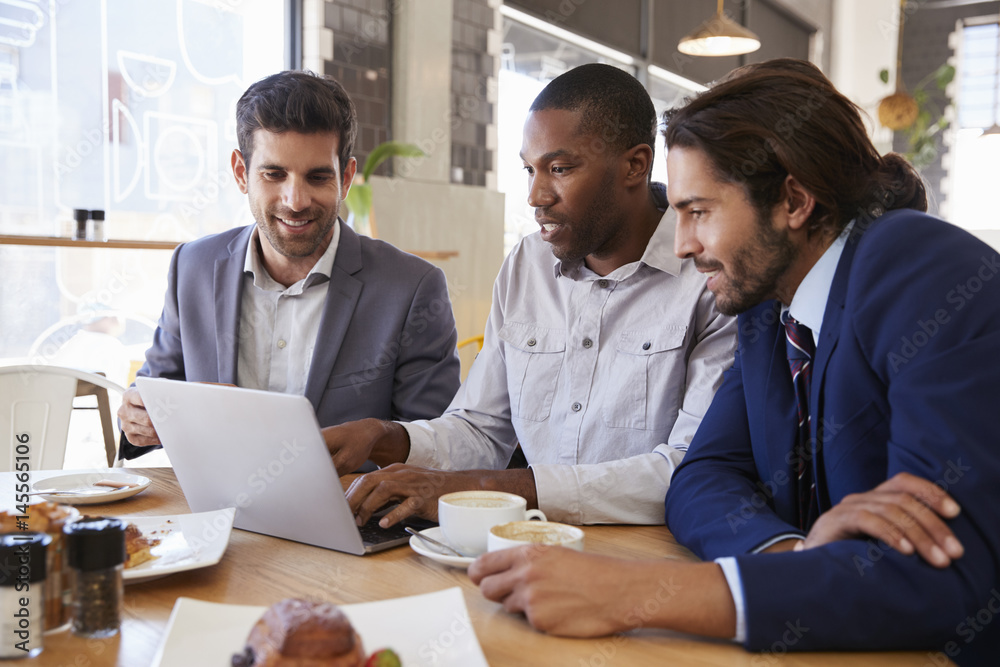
[663, 58, 927, 237]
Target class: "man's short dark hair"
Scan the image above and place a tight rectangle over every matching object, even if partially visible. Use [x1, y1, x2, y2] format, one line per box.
[236, 70, 357, 172]
[531, 63, 657, 160]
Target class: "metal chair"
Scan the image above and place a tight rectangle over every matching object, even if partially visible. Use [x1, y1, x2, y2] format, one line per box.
[457, 335, 485, 353]
[0, 364, 126, 470]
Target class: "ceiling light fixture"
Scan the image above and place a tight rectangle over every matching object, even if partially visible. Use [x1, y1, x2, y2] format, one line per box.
[678, 0, 761, 57]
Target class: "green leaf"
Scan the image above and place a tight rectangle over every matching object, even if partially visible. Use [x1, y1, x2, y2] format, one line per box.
[879, 68, 890, 84]
[934, 64, 956, 89]
[361, 141, 425, 181]
[344, 182, 373, 220]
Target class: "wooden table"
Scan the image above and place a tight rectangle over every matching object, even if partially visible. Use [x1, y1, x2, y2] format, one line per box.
[6, 469, 939, 665]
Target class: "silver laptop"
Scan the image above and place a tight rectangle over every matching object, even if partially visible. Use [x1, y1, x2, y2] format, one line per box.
[135, 377, 427, 555]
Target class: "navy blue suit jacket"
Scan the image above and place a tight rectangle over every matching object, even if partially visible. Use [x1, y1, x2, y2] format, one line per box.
[121, 221, 461, 459]
[665, 209, 1000, 664]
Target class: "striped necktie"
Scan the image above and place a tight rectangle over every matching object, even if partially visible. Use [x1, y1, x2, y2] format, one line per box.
[782, 312, 816, 530]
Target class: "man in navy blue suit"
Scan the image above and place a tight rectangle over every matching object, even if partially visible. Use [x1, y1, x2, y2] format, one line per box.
[470, 58, 1000, 665]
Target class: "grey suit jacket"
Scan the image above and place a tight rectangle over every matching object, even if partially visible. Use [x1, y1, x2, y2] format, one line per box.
[121, 220, 461, 459]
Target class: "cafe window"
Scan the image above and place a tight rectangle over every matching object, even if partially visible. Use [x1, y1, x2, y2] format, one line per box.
[497, 6, 703, 255]
[946, 18, 1000, 234]
[0, 0, 291, 368]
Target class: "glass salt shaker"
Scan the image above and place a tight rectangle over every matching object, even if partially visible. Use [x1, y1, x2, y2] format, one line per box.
[0, 532, 51, 659]
[64, 518, 125, 639]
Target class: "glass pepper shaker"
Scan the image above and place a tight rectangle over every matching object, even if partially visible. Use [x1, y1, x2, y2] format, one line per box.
[0, 532, 51, 659]
[72, 209, 89, 241]
[64, 518, 125, 639]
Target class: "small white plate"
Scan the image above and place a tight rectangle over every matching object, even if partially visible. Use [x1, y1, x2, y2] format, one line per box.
[409, 526, 476, 569]
[123, 508, 236, 584]
[151, 588, 488, 667]
[31, 472, 151, 505]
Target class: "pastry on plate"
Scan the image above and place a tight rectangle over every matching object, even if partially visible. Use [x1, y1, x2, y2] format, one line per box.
[123, 522, 161, 569]
[231, 598, 367, 667]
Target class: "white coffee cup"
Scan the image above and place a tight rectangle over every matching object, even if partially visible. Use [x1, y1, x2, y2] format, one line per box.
[437, 491, 546, 556]
[487, 520, 585, 552]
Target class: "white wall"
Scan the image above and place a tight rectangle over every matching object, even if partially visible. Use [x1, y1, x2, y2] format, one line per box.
[830, 0, 899, 154]
[370, 176, 503, 378]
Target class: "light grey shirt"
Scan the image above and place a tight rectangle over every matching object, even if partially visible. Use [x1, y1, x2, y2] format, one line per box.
[404, 190, 737, 524]
[236, 223, 340, 394]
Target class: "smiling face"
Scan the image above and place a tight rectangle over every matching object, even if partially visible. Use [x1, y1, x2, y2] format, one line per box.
[668, 145, 797, 316]
[520, 109, 630, 271]
[232, 129, 356, 284]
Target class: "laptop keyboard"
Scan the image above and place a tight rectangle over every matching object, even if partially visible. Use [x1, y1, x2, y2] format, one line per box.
[359, 506, 436, 546]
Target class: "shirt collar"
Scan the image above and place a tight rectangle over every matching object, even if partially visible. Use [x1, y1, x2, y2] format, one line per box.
[552, 182, 683, 281]
[785, 221, 854, 337]
[244, 220, 340, 292]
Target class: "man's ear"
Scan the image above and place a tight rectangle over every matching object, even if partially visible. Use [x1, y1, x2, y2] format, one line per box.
[782, 175, 816, 232]
[623, 144, 653, 187]
[341, 156, 358, 197]
[232, 149, 249, 195]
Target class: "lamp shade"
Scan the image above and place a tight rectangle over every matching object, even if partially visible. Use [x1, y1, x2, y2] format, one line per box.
[678, 10, 761, 57]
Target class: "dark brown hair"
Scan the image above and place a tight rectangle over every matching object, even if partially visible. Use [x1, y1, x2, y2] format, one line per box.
[663, 58, 926, 236]
[236, 70, 357, 172]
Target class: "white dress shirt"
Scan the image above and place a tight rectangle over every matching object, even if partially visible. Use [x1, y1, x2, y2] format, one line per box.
[716, 222, 853, 643]
[403, 186, 737, 524]
[236, 223, 340, 395]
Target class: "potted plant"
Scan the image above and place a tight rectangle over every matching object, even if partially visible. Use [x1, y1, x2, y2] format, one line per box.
[343, 141, 425, 237]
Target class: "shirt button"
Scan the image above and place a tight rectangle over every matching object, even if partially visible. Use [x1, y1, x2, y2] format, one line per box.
[582, 338, 593, 349]
[598, 279, 609, 288]
[277, 339, 287, 349]
[642, 341, 651, 350]
[527, 338, 536, 347]
[571, 402, 582, 412]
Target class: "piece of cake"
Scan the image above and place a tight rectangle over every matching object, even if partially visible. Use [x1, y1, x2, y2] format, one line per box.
[123, 522, 161, 569]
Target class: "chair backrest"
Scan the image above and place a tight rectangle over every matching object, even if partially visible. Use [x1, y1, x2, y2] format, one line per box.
[0, 365, 126, 471]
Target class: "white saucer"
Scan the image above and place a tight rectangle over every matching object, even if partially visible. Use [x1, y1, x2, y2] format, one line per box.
[31, 472, 151, 505]
[408, 527, 476, 569]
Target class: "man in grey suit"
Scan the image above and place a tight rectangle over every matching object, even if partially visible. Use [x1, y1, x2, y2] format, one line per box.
[117, 70, 461, 459]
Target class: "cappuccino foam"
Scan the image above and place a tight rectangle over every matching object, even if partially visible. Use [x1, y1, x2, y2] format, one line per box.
[493, 523, 576, 544]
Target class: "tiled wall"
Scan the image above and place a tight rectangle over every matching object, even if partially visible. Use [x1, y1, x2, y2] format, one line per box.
[324, 0, 393, 177]
[451, 0, 497, 187]
[320, 0, 498, 186]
